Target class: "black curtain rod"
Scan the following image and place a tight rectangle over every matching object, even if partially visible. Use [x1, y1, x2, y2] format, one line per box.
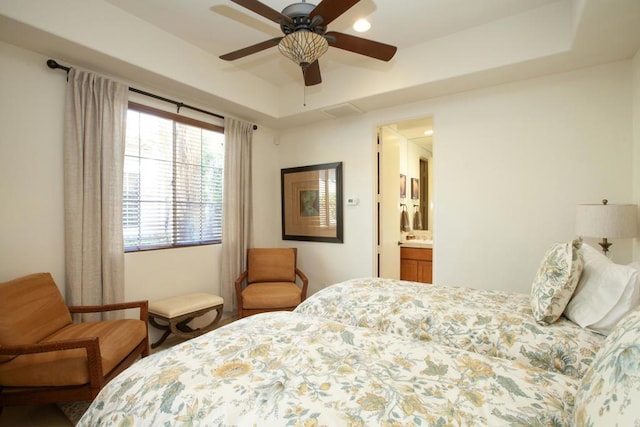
[46, 59, 257, 130]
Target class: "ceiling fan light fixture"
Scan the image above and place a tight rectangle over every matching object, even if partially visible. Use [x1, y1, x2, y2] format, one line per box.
[278, 31, 328, 68]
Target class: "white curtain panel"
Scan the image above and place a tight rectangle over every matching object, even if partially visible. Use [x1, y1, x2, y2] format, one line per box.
[221, 118, 254, 314]
[63, 68, 128, 321]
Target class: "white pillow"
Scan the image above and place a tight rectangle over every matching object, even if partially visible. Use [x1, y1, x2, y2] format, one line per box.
[589, 261, 640, 334]
[564, 244, 639, 335]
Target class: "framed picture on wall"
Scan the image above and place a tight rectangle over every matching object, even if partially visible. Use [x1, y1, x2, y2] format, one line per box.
[411, 178, 419, 200]
[400, 174, 406, 198]
[281, 162, 343, 243]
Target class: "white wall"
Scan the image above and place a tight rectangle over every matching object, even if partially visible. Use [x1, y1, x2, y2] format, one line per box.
[632, 49, 640, 258]
[433, 63, 633, 291]
[275, 60, 636, 294]
[271, 117, 378, 295]
[2, 39, 638, 302]
[0, 42, 66, 291]
[0, 41, 279, 312]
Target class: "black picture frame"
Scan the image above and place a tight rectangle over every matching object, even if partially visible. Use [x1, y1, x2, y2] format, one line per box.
[281, 162, 343, 243]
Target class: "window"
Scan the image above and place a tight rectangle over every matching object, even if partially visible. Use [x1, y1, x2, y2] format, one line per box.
[123, 102, 224, 251]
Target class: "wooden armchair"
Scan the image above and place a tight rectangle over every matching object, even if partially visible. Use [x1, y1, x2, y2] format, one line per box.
[235, 248, 308, 318]
[0, 273, 149, 412]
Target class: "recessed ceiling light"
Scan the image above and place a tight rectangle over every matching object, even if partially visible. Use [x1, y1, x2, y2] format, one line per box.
[424, 129, 434, 136]
[353, 19, 371, 33]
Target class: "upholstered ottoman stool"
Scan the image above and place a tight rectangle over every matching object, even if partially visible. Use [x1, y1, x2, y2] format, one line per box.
[148, 293, 224, 349]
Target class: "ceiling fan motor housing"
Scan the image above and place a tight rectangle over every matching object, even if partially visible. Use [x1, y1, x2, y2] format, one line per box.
[280, 2, 326, 35]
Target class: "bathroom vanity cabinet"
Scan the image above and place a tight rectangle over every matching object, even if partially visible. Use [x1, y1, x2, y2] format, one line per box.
[400, 247, 432, 284]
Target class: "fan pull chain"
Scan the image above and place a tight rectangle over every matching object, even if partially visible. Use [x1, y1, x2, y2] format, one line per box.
[301, 66, 307, 106]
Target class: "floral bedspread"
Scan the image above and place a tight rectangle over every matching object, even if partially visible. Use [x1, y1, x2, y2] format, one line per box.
[295, 277, 604, 378]
[79, 312, 577, 426]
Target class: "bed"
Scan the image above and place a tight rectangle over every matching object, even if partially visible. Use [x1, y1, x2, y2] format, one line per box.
[79, 240, 639, 426]
[294, 277, 604, 379]
[78, 311, 579, 426]
[294, 243, 640, 382]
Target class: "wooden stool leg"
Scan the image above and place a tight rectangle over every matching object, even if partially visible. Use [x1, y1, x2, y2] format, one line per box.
[195, 305, 223, 335]
[148, 303, 225, 346]
[170, 317, 195, 338]
[168, 305, 224, 340]
[149, 316, 172, 349]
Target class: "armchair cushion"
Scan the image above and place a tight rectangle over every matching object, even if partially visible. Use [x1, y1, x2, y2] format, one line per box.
[242, 282, 302, 309]
[0, 319, 147, 387]
[0, 273, 72, 362]
[247, 249, 296, 284]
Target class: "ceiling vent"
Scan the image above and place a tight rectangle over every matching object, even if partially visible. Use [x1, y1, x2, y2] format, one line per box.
[321, 103, 363, 118]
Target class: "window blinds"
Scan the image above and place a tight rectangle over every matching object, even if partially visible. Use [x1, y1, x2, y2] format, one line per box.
[123, 105, 224, 251]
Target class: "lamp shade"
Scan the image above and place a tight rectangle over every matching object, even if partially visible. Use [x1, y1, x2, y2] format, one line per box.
[278, 31, 328, 68]
[575, 203, 638, 238]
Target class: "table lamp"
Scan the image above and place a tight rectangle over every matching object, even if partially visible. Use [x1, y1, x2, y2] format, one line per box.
[575, 199, 638, 255]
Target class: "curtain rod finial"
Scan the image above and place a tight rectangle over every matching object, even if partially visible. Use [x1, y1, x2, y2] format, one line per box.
[46, 59, 70, 73]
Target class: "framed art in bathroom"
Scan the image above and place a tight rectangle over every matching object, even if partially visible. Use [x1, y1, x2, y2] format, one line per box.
[411, 178, 420, 200]
[281, 162, 343, 243]
[400, 174, 406, 198]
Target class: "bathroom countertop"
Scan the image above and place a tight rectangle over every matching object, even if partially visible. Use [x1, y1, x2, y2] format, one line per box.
[400, 240, 433, 249]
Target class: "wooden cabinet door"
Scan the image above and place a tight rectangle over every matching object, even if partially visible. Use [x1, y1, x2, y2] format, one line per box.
[417, 260, 432, 284]
[400, 259, 418, 282]
[400, 248, 432, 284]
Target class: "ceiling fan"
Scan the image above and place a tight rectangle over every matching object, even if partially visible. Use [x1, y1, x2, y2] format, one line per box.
[219, 0, 397, 86]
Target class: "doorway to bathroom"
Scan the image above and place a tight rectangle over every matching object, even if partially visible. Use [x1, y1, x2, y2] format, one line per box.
[376, 117, 434, 279]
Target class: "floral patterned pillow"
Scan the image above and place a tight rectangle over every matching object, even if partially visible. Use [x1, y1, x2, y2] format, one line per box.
[530, 240, 584, 325]
[574, 307, 640, 425]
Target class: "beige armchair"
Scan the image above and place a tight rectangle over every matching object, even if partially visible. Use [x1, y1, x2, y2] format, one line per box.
[235, 248, 308, 318]
[0, 273, 149, 412]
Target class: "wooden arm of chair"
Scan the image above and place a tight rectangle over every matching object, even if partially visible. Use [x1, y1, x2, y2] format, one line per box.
[0, 337, 100, 356]
[295, 268, 309, 301]
[234, 272, 248, 291]
[0, 337, 105, 388]
[235, 271, 249, 313]
[68, 300, 148, 322]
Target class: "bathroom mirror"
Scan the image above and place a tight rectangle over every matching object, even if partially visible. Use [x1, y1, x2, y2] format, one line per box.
[393, 117, 433, 234]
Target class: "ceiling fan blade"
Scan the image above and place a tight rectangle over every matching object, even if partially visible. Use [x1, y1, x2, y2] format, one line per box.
[219, 37, 282, 61]
[303, 60, 322, 86]
[325, 31, 397, 61]
[310, 0, 360, 26]
[230, 0, 292, 25]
